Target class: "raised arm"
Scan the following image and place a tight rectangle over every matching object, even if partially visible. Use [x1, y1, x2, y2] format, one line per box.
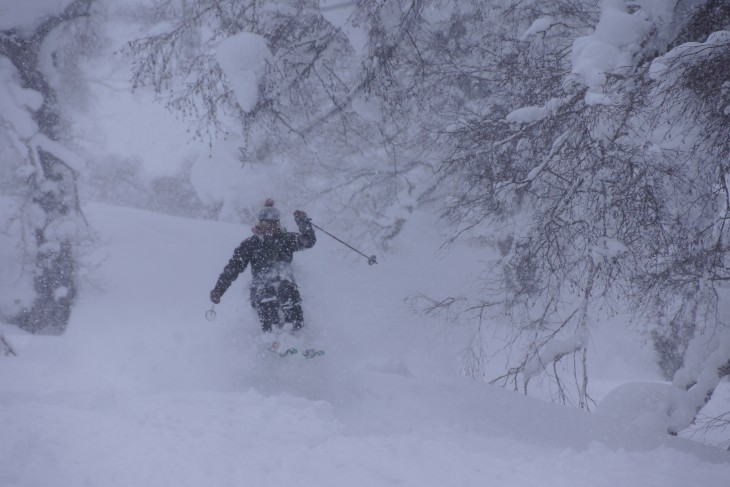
[293, 210, 316, 250]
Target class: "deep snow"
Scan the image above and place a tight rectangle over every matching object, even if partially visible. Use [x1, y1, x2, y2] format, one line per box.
[2, 203, 729, 487]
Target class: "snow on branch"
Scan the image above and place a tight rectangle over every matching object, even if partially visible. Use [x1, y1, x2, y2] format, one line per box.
[649, 31, 730, 82]
[570, 0, 654, 100]
[520, 16, 556, 41]
[522, 325, 588, 381]
[215, 32, 271, 113]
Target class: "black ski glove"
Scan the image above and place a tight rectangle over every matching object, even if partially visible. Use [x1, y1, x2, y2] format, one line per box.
[294, 210, 309, 223]
[210, 289, 222, 304]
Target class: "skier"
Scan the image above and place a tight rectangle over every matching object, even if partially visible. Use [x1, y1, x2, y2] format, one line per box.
[209, 199, 316, 333]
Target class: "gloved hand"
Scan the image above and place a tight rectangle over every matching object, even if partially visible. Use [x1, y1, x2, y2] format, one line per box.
[294, 210, 308, 222]
[210, 290, 221, 304]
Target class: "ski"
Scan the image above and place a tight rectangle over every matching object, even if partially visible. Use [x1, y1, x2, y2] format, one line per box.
[301, 349, 325, 359]
[269, 340, 324, 359]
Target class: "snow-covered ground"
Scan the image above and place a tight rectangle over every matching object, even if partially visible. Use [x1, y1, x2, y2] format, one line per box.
[1, 203, 729, 486]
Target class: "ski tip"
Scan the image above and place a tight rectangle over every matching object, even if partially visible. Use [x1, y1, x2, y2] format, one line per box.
[302, 349, 325, 359]
[279, 348, 298, 357]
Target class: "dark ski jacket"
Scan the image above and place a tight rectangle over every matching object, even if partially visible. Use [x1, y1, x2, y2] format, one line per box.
[212, 218, 316, 297]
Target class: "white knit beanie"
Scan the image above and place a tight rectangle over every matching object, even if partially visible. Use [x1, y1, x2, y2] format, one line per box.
[258, 198, 280, 221]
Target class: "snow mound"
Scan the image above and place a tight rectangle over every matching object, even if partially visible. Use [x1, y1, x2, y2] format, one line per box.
[597, 382, 691, 438]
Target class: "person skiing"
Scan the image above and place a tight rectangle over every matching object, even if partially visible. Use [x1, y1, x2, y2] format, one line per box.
[209, 199, 316, 333]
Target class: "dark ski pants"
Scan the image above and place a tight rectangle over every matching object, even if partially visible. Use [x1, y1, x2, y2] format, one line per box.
[250, 280, 304, 332]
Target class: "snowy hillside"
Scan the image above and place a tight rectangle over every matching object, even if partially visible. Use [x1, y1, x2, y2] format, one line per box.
[1, 204, 729, 486]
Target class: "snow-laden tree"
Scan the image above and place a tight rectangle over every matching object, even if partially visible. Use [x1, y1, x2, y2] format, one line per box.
[337, 0, 601, 406]
[128, 0, 356, 141]
[634, 1, 730, 434]
[127, 0, 439, 247]
[0, 0, 93, 334]
[424, 0, 730, 430]
[347, 0, 730, 432]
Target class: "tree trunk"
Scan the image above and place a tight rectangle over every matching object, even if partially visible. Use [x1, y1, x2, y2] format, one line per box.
[0, 0, 91, 334]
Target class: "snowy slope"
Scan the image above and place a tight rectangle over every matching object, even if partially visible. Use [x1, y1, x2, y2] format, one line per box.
[1, 204, 729, 487]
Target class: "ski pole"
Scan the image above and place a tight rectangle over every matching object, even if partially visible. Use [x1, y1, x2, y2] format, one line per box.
[311, 222, 378, 265]
[205, 305, 217, 321]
